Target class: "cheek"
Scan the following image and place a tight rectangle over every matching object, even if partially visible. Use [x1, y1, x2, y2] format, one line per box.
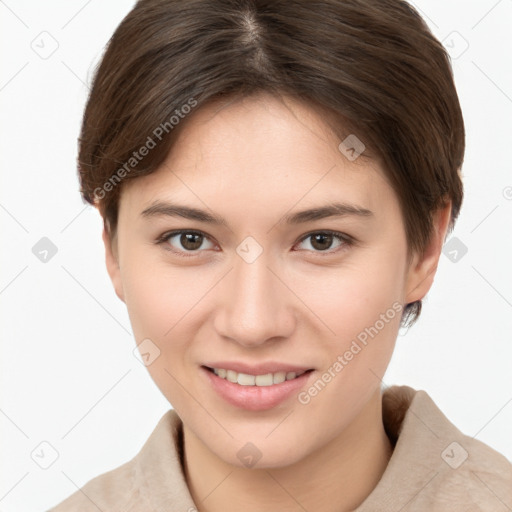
[121, 267, 167, 341]
[117, 247, 168, 351]
[120, 253, 213, 357]
[298, 251, 405, 345]
[119, 257, 205, 409]
[293, 257, 404, 435]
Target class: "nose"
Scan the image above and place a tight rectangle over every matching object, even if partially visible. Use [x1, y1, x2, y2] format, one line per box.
[213, 250, 296, 348]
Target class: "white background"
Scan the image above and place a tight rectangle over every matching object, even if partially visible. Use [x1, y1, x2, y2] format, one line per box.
[1, 1, 511, 510]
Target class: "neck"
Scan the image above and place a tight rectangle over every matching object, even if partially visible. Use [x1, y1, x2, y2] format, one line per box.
[182, 388, 392, 512]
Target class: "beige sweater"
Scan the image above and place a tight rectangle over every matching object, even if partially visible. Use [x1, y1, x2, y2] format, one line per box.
[47, 386, 512, 511]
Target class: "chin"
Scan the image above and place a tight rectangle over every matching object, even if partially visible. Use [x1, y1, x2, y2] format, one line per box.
[207, 432, 311, 470]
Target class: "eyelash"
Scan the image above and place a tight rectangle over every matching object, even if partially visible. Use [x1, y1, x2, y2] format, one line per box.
[155, 229, 355, 258]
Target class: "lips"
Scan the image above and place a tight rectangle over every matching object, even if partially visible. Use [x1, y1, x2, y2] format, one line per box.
[202, 361, 313, 375]
[200, 362, 315, 411]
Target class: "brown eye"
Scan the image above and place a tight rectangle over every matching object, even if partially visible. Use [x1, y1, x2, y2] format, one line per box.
[158, 230, 215, 255]
[296, 231, 352, 254]
[179, 232, 204, 251]
[310, 233, 334, 251]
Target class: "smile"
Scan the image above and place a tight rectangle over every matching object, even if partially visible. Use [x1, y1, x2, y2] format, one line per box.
[202, 366, 315, 411]
[209, 367, 309, 386]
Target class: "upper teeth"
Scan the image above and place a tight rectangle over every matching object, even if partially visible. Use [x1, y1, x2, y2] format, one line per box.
[213, 368, 306, 386]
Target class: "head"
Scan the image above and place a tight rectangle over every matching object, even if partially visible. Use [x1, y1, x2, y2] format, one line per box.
[78, 0, 464, 468]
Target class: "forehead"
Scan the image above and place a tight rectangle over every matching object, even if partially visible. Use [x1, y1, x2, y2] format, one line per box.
[120, 93, 396, 221]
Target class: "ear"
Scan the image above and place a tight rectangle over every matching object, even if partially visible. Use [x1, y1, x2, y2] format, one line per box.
[404, 202, 452, 305]
[102, 226, 125, 303]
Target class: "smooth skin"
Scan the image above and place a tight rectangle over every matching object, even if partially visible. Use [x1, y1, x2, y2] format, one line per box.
[103, 92, 451, 512]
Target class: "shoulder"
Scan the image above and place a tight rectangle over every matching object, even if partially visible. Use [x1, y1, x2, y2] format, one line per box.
[369, 386, 512, 511]
[46, 458, 140, 512]
[426, 430, 512, 511]
[46, 409, 184, 511]
[412, 388, 512, 510]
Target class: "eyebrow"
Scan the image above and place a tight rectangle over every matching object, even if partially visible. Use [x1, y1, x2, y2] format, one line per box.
[140, 201, 373, 226]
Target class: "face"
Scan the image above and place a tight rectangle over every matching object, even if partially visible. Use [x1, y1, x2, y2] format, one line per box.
[105, 92, 443, 468]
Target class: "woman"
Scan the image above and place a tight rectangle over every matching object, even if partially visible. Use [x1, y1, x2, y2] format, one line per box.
[49, 0, 512, 510]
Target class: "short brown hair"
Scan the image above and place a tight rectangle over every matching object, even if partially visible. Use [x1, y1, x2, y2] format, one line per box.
[77, 0, 465, 328]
